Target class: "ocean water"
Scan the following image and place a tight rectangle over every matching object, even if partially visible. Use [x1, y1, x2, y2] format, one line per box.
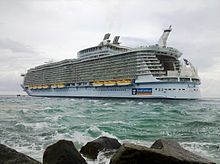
[0, 96, 219, 163]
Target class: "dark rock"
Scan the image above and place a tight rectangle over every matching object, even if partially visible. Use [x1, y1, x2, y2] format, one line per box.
[80, 136, 121, 159]
[0, 144, 41, 164]
[43, 140, 87, 164]
[110, 140, 215, 164]
[151, 139, 215, 163]
[110, 143, 167, 164]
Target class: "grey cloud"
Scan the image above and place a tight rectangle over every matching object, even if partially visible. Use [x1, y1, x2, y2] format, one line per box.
[0, 38, 38, 54]
[0, 0, 219, 96]
[140, 0, 220, 72]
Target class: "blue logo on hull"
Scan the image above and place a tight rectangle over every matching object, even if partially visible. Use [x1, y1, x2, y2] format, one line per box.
[132, 88, 152, 95]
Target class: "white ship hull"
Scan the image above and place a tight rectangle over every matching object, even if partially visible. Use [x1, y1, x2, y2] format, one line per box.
[23, 82, 201, 99]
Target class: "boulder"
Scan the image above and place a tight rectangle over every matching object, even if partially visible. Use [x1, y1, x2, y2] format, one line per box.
[43, 140, 87, 164]
[80, 136, 121, 159]
[110, 139, 215, 164]
[0, 144, 41, 164]
[151, 139, 215, 163]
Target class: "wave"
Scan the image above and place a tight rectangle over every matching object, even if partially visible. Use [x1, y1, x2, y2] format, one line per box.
[1, 96, 220, 163]
[180, 141, 220, 163]
[183, 121, 218, 127]
[15, 122, 49, 131]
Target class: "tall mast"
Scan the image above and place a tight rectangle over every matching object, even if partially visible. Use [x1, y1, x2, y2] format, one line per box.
[158, 25, 172, 48]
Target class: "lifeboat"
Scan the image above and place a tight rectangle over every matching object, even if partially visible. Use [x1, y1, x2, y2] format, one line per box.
[32, 86, 38, 89]
[57, 84, 65, 88]
[42, 85, 49, 89]
[92, 81, 104, 86]
[37, 85, 43, 89]
[116, 79, 132, 86]
[104, 80, 116, 86]
[51, 84, 57, 88]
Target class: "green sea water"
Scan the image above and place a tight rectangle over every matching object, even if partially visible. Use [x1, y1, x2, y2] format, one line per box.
[0, 96, 219, 163]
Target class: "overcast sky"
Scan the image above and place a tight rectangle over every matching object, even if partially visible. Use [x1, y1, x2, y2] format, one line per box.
[0, 0, 220, 97]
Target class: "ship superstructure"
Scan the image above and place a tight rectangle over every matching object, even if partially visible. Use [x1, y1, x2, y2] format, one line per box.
[21, 26, 201, 99]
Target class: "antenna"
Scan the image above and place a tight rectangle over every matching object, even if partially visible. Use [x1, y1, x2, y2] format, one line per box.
[158, 25, 172, 48]
[113, 36, 120, 44]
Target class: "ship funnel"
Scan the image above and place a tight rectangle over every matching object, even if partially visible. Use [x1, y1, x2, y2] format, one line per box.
[99, 33, 111, 46]
[158, 25, 172, 48]
[113, 36, 120, 44]
[103, 33, 111, 40]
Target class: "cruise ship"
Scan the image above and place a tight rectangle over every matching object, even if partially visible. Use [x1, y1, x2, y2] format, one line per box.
[21, 26, 201, 99]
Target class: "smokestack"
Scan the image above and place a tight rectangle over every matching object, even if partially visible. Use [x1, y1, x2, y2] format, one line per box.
[113, 36, 120, 44]
[103, 33, 111, 40]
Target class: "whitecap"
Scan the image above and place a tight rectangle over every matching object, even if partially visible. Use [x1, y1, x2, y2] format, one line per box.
[121, 139, 153, 148]
[86, 125, 119, 140]
[86, 150, 112, 164]
[87, 125, 102, 134]
[16, 122, 49, 130]
[20, 108, 29, 113]
[45, 106, 52, 110]
[100, 131, 119, 139]
[99, 120, 130, 126]
[44, 115, 62, 122]
[180, 142, 219, 162]
[138, 102, 144, 105]
[71, 131, 94, 145]
[103, 103, 110, 106]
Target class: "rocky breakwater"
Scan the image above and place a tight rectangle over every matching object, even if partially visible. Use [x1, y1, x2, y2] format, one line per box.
[0, 137, 216, 164]
[0, 144, 41, 164]
[110, 139, 215, 164]
[43, 140, 87, 164]
[80, 136, 121, 159]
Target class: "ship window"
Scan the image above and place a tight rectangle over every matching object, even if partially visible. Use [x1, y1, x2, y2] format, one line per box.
[155, 88, 157, 90]
[168, 89, 171, 90]
[180, 78, 190, 82]
[192, 78, 200, 83]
